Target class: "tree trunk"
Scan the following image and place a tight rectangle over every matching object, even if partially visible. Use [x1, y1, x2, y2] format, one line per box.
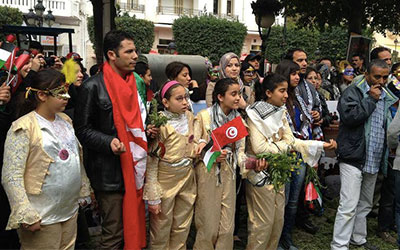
[90, 0, 116, 64]
[347, 0, 363, 36]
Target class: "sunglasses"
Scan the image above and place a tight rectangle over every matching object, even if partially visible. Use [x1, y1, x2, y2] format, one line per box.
[209, 70, 219, 77]
[343, 68, 354, 76]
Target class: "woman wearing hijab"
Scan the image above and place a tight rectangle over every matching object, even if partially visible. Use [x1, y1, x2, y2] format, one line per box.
[205, 52, 253, 108]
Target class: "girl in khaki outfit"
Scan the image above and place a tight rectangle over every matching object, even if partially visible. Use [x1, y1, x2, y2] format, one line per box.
[244, 74, 336, 250]
[144, 81, 197, 250]
[194, 78, 264, 250]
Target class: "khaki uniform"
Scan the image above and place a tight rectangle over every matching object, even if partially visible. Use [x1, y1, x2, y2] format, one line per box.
[193, 109, 247, 250]
[143, 111, 197, 250]
[245, 111, 323, 250]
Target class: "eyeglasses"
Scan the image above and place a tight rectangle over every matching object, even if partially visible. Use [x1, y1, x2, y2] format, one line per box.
[175, 94, 190, 102]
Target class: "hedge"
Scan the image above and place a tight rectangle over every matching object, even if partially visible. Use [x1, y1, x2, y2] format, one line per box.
[172, 15, 247, 63]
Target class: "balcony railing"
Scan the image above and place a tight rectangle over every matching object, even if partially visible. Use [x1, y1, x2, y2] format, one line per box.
[156, 6, 239, 21]
[117, 2, 144, 12]
[0, 0, 66, 11]
[156, 6, 201, 16]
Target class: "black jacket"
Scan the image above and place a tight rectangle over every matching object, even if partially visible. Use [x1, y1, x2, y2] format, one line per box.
[74, 72, 124, 191]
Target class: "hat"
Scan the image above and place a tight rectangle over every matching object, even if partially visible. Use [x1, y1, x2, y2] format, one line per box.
[66, 52, 83, 61]
[244, 53, 261, 62]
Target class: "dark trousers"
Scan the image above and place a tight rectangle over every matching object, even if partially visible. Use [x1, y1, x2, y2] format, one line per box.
[234, 168, 246, 236]
[378, 159, 395, 232]
[95, 191, 124, 250]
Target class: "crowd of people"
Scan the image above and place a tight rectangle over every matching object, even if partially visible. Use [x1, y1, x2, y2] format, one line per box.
[0, 29, 400, 250]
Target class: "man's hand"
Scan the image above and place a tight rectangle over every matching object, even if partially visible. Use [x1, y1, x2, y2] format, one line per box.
[22, 221, 41, 232]
[0, 83, 11, 104]
[369, 84, 382, 100]
[311, 111, 320, 121]
[146, 124, 159, 139]
[323, 139, 337, 150]
[313, 118, 323, 126]
[110, 138, 126, 155]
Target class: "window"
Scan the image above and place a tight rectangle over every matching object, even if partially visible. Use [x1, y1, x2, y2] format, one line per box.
[227, 0, 233, 15]
[213, 0, 219, 14]
[157, 39, 174, 54]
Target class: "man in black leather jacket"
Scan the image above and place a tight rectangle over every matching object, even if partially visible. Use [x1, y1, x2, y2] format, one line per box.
[74, 30, 152, 249]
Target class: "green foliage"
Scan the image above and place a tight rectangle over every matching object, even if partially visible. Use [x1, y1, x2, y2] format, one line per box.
[87, 13, 154, 54]
[264, 24, 372, 64]
[0, 6, 24, 41]
[318, 27, 349, 62]
[282, 0, 400, 35]
[149, 99, 169, 127]
[265, 24, 319, 64]
[87, 16, 95, 51]
[172, 15, 247, 63]
[115, 13, 154, 54]
[257, 151, 300, 192]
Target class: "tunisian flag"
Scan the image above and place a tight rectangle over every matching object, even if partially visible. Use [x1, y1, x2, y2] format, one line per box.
[103, 62, 147, 249]
[211, 116, 248, 151]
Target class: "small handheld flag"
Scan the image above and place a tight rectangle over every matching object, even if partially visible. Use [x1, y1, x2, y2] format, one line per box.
[201, 116, 248, 172]
[210, 116, 248, 152]
[201, 139, 221, 172]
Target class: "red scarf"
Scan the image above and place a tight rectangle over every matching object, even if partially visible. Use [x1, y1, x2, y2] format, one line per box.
[102, 62, 147, 249]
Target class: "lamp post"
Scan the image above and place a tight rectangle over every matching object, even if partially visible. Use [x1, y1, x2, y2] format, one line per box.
[25, 0, 56, 43]
[251, 0, 282, 77]
[395, 38, 399, 63]
[25, 0, 56, 28]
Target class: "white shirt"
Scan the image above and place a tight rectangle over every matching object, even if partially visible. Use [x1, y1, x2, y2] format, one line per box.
[28, 113, 81, 225]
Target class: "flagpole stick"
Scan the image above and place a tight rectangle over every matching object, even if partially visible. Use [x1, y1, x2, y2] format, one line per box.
[211, 130, 236, 179]
[5, 48, 16, 86]
[1, 49, 17, 106]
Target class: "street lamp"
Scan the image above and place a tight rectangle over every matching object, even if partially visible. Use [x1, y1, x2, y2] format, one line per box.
[34, 0, 45, 18]
[251, 0, 282, 76]
[45, 10, 56, 27]
[25, 0, 56, 28]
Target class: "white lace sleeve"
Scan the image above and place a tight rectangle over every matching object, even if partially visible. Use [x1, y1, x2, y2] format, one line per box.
[1, 128, 41, 230]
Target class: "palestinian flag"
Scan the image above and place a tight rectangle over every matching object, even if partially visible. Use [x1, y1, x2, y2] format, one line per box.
[0, 42, 16, 70]
[201, 139, 221, 172]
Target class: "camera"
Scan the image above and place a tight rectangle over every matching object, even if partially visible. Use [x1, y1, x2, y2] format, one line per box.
[44, 57, 56, 67]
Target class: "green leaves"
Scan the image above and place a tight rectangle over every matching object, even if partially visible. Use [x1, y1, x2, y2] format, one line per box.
[0, 6, 23, 41]
[149, 99, 169, 127]
[172, 15, 247, 63]
[305, 165, 324, 190]
[87, 13, 155, 54]
[257, 151, 300, 192]
[264, 23, 372, 64]
[282, 0, 400, 35]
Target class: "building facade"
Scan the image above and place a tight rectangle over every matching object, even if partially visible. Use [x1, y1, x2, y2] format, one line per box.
[117, 0, 283, 56]
[0, 0, 94, 67]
